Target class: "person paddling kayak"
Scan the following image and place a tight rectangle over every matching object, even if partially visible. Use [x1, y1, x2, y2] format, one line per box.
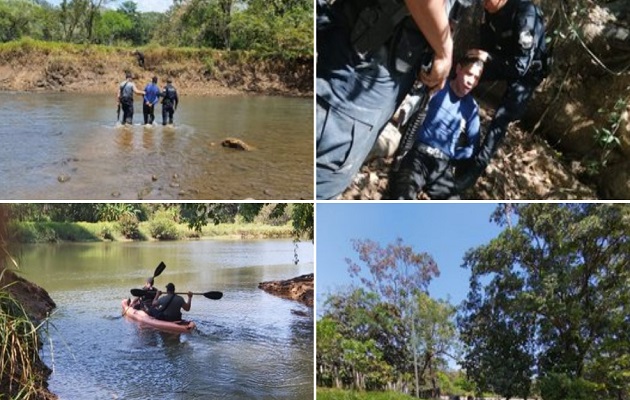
[129, 277, 157, 311]
[149, 282, 192, 322]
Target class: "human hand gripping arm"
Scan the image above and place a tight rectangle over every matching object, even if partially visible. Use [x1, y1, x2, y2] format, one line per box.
[404, 0, 453, 92]
[182, 292, 192, 312]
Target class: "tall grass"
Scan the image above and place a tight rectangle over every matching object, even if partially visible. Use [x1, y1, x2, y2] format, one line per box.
[0, 274, 43, 399]
[317, 388, 422, 400]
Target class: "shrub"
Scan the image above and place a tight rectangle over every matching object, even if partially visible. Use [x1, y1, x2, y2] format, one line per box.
[539, 373, 603, 400]
[117, 214, 140, 239]
[148, 210, 179, 240]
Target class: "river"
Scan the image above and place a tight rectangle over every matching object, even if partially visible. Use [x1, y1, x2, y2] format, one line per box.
[15, 239, 314, 399]
[0, 92, 313, 200]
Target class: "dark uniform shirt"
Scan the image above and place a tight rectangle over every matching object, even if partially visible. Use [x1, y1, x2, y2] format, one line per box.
[156, 294, 186, 321]
[480, 0, 546, 81]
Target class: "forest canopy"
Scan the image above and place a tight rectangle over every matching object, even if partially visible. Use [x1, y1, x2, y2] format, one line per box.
[0, 0, 313, 56]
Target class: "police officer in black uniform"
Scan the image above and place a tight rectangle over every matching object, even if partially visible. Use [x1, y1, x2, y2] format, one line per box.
[316, 0, 459, 199]
[453, 0, 549, 193]
[161, 78, 179, 126]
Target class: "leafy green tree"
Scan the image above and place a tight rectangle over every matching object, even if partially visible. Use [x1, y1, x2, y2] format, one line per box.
[319, 288, 402, 391]
[0, 0, 40, 41]
[94, 9, 132, 45]
[459, 204, 630, 400]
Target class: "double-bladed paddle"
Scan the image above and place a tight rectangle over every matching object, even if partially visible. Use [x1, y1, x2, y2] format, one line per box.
[131, 288, 223, 300]
[153, 261, 166, 279]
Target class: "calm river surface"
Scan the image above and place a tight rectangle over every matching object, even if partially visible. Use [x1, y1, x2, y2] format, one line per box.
[16, 239, 314, 399]
[0, 92, 313, 200]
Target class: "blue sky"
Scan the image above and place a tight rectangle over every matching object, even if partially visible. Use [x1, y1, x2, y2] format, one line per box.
[316, 203, 505, 313]
[46, 0, 172, 13]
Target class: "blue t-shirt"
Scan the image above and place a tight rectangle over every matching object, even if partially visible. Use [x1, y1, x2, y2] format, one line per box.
[143, 83, 160, 106]
[416, 83, 480, 160]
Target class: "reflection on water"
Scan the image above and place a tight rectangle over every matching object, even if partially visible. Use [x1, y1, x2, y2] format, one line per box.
[0, 92, 313, 200]
[18, 240, 314, 399]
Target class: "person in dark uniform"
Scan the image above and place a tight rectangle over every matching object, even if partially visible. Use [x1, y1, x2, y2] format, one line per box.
[454, 0, 548, 192]
[134, 49, 145, 68]
[161, 78, 179, 126]
[316, 0, 460, 200]
[117, 72, 145, 125]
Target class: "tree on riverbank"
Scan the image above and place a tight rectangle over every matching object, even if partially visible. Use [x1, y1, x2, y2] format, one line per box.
[0, 0, 312, 57]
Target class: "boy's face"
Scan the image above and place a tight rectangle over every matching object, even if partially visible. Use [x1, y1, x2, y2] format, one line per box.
[453, 62, 483, 97]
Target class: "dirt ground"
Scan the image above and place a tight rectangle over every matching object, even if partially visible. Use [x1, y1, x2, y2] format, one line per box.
[341, 93, 599, 201]
[0, 46, 313, 98]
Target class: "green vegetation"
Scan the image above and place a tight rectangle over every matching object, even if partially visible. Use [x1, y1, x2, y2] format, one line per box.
[459, 204, 630, 400]
[0, 282, 43, 399]
[0, 0, 312, 59]
[318, 204, 630, 400]
[316, 388, 419, 400]
[317, 238, 458, 398]
[6, 203, 311, 243]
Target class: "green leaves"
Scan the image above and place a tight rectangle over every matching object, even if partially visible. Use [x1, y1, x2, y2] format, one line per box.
[459, 204, 630, 400]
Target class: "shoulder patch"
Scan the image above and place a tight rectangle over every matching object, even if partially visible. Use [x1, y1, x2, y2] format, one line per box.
[519, 30, 534, 49]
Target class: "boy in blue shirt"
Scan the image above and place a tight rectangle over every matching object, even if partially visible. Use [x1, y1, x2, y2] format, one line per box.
[143, 76, 160, 125]
[389, 54, 485, 199]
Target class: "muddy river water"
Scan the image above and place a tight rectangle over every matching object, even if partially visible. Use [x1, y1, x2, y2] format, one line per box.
[16, 239, 314, 399]
[0, 92, 313, 200]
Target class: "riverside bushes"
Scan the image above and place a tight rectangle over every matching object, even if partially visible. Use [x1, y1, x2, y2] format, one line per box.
[0, 282, 42, 399]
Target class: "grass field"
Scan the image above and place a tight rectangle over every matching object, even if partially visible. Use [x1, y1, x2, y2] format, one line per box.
[317, 388, 425, 400]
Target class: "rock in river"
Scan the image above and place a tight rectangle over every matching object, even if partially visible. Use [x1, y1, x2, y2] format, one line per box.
[258, 273, 313, 307]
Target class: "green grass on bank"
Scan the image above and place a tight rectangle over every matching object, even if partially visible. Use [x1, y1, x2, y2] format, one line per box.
[317, 388, 423, 400]
[0, 37, 309, 64]
[8, 221, 294, 244]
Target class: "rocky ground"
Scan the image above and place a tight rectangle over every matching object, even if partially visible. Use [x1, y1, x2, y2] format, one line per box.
[258, 273, 314, 308]
[341, 104, 599, 200]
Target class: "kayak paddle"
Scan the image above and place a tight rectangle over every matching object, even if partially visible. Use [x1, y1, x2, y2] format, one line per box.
[131, 288, 223, 300]
[153, 261, 166, 278]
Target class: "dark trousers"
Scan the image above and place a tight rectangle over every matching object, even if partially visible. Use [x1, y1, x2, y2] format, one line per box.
[388, 145, 456, 200]
[121, 100, 134, 125]
[162, 105, 175, 125]
[143, 103, 155, 125]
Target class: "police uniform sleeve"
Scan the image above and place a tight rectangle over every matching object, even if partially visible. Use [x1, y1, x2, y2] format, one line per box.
[510, 2, 541, 78]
